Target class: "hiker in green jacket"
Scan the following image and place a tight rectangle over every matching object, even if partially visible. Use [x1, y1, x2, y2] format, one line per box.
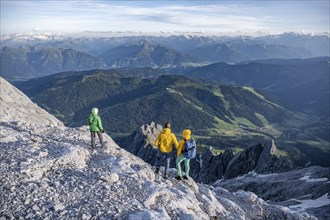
[88, 107, 105, 148]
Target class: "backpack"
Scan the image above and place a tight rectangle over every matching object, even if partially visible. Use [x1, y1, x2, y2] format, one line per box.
[182, 138, 196, 159]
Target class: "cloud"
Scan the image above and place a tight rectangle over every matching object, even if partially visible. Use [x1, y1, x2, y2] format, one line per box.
[1, 0, 329, 35]
[33, 27, 41, 32]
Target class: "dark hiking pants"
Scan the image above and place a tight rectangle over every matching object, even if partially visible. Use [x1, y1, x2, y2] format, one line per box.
[90, 131, 104, 148]
[155, 150, 171, 174]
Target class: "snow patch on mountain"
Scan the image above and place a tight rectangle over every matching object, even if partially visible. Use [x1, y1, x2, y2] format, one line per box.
[289, 193, 330, 211]
[299, 174, 328, 183]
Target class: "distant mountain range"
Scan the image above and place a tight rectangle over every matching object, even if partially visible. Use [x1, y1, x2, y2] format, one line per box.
[189, 42, 311, 63]
[0, 46, 107, 80]
[99, 40, 201, 68]
[1, 32, 328, 80]
[1, 41, 202, 81]
[2, 32, 329, 56]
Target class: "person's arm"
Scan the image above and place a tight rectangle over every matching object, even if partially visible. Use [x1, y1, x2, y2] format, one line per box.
[177, 139, 184, 155]
[172, 134, 179, 149]
[97, 116, 104, 131]
[88, 115, 92, 125]
[154, 133, 161, 147]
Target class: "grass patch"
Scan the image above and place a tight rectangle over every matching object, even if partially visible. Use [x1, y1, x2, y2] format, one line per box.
[242, 86, 265, 99]
[242, 86, 282, 108]
[255, 112, 269, 125]
[276, 149, 289, 157]
[297, 139, 330, 153]
[233, 117, 257, 128]
[212, 147, 244, 155]
[212, 88, 230, 110]
[213, 117, 237, 131]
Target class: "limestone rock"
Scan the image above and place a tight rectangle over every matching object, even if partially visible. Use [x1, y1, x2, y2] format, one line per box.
[101, 173, 119, 183]
[54, 203, 65, 212]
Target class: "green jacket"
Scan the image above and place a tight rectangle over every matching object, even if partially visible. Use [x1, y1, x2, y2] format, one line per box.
[88, 113, 103, 132]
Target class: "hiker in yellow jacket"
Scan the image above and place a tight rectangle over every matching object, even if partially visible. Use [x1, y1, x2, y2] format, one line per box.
[175, 129, 194, 180]
[154, 122, 178, 179]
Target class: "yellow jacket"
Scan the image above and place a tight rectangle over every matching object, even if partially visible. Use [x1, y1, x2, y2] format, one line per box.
[155, 128, 178, 153]
[177, 129, 191, 156]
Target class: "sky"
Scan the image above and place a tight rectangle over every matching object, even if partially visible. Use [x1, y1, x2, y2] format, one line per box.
[1, 0, 329, 36]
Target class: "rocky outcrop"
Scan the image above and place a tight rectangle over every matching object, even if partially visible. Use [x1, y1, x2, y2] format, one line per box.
[122, 122, 170, 167]
[190, 148, 234, 184]
[224, 143, 263, 179]
[223, 140, 294, 179]
[255, 140, 294, 173]
[127, 122, 162, 155]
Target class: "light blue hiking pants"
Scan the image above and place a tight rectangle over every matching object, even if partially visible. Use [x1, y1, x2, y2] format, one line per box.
[176, 154, 190, 177]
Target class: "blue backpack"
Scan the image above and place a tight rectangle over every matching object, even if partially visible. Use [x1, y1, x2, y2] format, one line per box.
[182, 139, 196, 159]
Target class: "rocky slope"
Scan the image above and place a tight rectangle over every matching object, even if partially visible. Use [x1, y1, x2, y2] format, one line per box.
[0, 78, 319, 219]
[121, 122, 330, 219]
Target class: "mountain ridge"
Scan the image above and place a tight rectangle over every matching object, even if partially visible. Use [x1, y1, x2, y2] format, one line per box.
[187, 57, 330, 117]
[1, 46, 107, 81]
[1, 32, 328, 81]
[99, 40, 201, 68]
[17, 70, 296, 137]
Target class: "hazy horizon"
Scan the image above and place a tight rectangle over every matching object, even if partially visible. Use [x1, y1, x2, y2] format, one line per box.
[1, 0, 329, 36]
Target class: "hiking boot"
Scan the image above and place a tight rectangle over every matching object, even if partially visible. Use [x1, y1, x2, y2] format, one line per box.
[175, 175, 183, 181]
[91, 145, 96, 149]
[163, 172, 169, 179]
[101, 142, 107, 148]
[183, 175, 189, 180]
[155, 168, 160, 174]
